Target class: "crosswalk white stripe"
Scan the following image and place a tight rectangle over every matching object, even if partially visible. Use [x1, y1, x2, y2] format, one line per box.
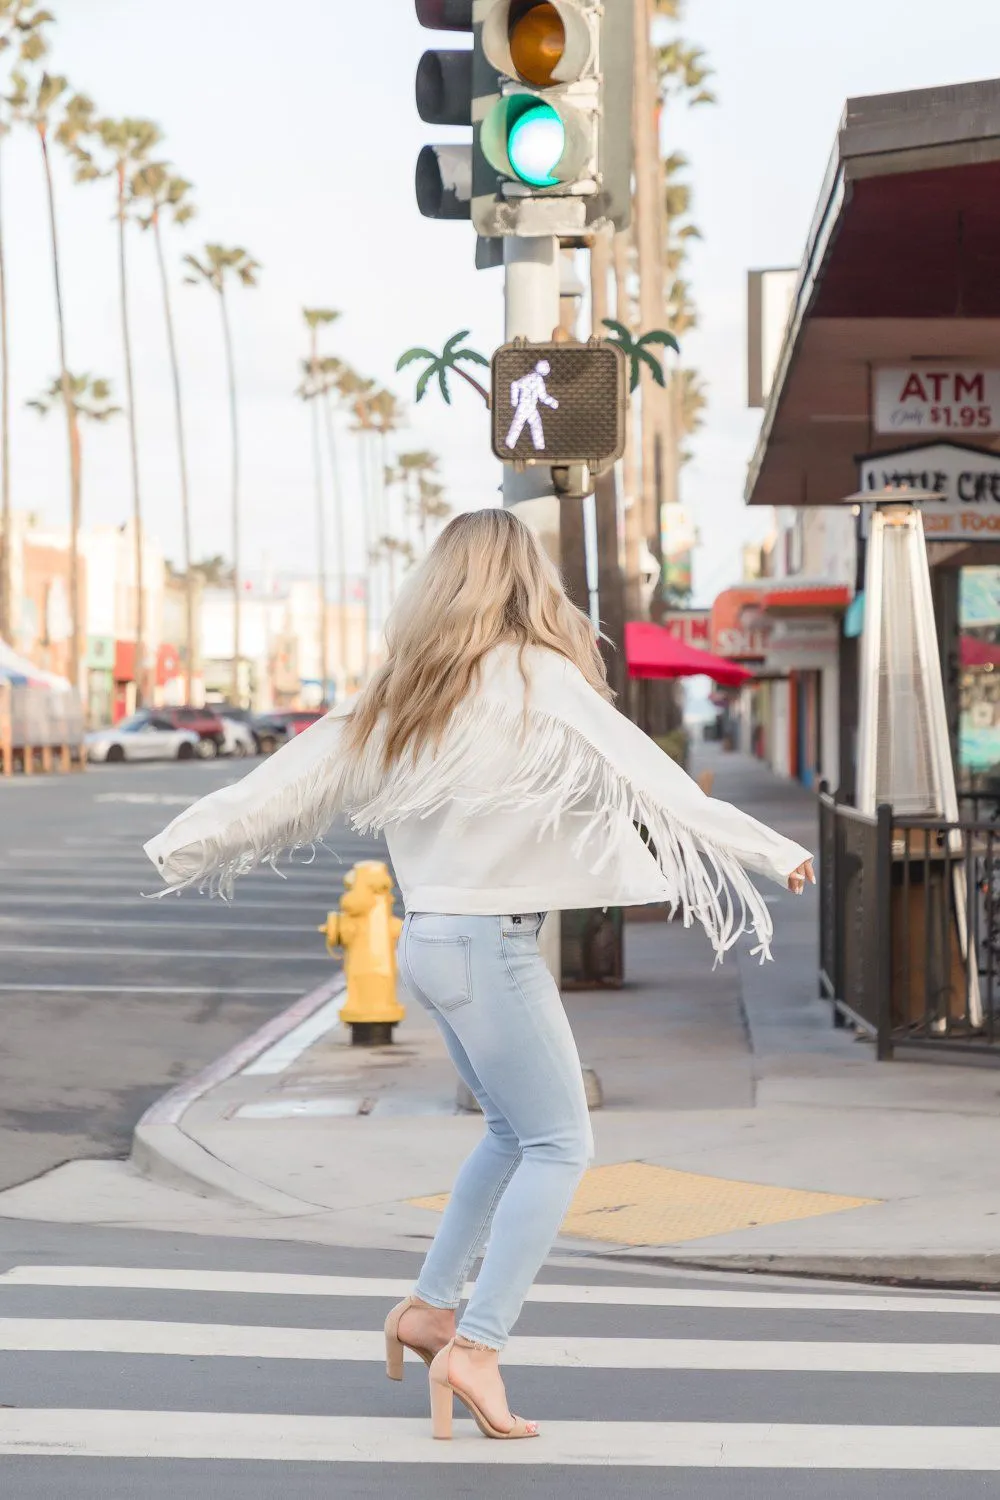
[0, 1319, 998, 1371]
[2, 1411, 1000, 1467]
[4, 1265, 997, 1316]
[0, 944, 333, 963]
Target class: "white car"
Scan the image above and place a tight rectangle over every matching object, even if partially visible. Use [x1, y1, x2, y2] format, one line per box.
[219, 715, 257, 758]
[86, 713, 201, 764]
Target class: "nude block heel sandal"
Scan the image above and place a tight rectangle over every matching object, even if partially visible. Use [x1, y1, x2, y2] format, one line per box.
[383, 1296, 437, 1381]
[428, 1339, 539, 1441]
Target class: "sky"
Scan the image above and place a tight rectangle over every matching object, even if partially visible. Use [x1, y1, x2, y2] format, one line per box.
[7, 0, 1000, 606]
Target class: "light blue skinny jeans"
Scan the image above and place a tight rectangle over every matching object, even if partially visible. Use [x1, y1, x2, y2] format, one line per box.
[398, 911, 593, 1351]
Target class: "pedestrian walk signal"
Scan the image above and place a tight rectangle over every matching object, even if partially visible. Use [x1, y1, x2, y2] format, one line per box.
[490, 340, 627, 468]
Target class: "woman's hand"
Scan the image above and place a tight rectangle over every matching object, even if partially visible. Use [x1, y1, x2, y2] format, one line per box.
[787, 859, 815, 894]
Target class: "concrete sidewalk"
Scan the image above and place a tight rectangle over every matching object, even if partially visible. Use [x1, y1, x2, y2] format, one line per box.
[6, 745, 1000, 1283]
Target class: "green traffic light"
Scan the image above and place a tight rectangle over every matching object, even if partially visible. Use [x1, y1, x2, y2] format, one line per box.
[507, 101, 564, 187]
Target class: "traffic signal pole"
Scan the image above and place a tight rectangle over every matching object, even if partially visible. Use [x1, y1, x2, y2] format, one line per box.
[500, 236, 561, 523]
[502, 233, 562, 984]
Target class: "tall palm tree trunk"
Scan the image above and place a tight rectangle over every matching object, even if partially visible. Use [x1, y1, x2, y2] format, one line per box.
[151, 211, 195, 701]
[633, 0, 665, 556]
[217, 286, 241, 705]
[320, 392, 349, 692]
[613, 227, 642, 621]
[309, 365, 328, 707]
[116, 165, 145, 706]
[356, 426, 374, 676]
[39, 128, 81, 694]
[0, 128, 10, 646]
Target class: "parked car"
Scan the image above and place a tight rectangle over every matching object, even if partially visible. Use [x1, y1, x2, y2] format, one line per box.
[153, 705, 227, 757]
[86, 713, 200, 764]
[219, 714, 257, 757]
[251, 709, 325, 754]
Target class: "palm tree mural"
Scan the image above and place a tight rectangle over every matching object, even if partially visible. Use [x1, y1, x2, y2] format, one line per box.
[28, 373, 119, 681]
[396, 330, 489, 406]
[601, 318, 679, 393]
[131, 161, 197, 697]
[9, 71, 96, 688]
[184, 244, 260, 705]
[0, 0, 50, 644]
[76, 115, 161, 703]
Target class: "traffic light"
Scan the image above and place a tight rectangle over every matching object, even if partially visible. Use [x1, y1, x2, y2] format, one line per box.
[415, 0, 632, 241]
[491, 339, 627, 468]
[414, 0, 479, 222]
[476, 0, 633, 237]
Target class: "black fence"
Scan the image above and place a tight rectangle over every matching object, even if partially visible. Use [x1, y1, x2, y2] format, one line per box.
[819, 786, 1000, 1059]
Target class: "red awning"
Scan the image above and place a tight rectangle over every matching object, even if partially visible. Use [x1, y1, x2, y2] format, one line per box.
[760, 583, 852, 612]
[625, 622, 754, 687]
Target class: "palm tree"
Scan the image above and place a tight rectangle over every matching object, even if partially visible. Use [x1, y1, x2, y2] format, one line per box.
[0, 1, 50, 645]
[184, 244, 260, 705]
[28, 374, 119, 670]
[602, 318, 679, 392]
[374, 533, 414, 608]
[396, 449, 439, 552]
[335, 364, 377, 672]
[415, 474, 451, 552]
[312, 353, 351, 687]
[76, 116, 161, 704]
[302, 308, 339, 705]
[396, 330, 489, 406]
[368, 388, 403, 642]
[654, 38, 715, 107]
[131, 162, 197, 699]
[9, 71, 95, 689]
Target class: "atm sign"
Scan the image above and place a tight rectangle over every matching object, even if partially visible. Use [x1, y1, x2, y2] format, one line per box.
[875, 366, 1000, 435]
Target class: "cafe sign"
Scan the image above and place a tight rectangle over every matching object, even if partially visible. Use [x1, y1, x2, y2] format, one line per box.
[874, 366, 1000, 435]
[858, 441, 1000, 541]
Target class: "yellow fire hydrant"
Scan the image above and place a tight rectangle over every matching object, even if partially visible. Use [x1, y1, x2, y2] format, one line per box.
[318, 860, 405, 1046]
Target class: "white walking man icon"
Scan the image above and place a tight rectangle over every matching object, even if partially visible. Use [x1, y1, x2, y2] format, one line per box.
[505, 359, 559, 451]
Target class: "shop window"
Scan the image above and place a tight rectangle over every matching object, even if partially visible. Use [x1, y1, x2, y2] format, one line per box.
[958, 566, 1000, 785]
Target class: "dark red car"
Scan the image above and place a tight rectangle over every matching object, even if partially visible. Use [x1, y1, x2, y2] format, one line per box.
[155, 705, 227, 756]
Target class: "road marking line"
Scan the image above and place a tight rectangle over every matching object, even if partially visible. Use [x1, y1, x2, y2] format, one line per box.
[0, 944, 333, 963]
[3, 1412, 1000, 1467]
[0, 896, 340, 912]
[0, 872, 341, 887]
[0, 1320, 999, 1371]
[0, 918, 320, 933]
[3, 1266, 999, 1315]
[242, 989, 345, 1074]
[0, 985, 314, 996]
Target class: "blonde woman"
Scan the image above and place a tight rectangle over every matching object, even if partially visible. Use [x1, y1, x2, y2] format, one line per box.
[145, 508, 814, 1443]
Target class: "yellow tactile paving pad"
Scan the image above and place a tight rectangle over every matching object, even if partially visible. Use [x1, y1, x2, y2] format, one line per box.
[410, 1161, 879, 1247]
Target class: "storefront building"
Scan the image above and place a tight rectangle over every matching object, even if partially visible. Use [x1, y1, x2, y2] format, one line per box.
[741, 76, 1000, 799]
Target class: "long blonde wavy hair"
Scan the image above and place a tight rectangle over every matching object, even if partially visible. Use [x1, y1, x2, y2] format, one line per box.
[345, 507, 612, 770]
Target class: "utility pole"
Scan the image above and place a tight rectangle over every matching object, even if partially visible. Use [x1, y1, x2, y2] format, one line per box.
[589, 227, 627, 702]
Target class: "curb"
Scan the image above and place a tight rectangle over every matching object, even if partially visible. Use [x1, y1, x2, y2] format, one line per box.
[131, 972, 346, 1213]
[608, 1250, 1000, 1290]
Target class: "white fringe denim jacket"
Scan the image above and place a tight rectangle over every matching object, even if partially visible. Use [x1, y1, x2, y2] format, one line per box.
[144, 644, 812, 964]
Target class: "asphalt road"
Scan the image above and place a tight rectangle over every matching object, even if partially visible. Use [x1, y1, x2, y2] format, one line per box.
[0, 756, 379, 1191]
[2, 1219, 1000, 1495]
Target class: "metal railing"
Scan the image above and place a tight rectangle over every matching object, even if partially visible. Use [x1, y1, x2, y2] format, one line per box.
[819, 786, 1000, 1060]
